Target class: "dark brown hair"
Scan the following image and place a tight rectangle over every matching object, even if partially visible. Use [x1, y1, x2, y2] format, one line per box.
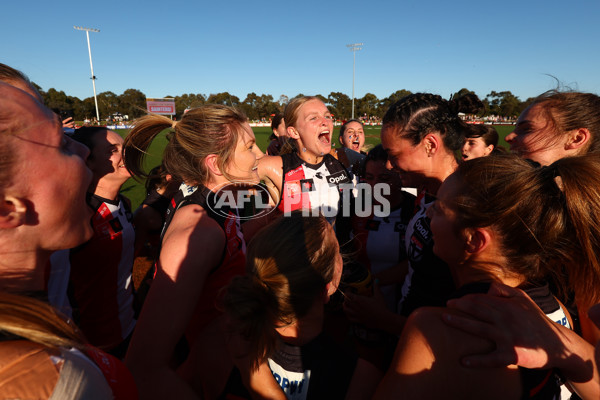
[382, 93, 483, 152]
[465, 124, 499, 148]
[269, 113, 284, 141]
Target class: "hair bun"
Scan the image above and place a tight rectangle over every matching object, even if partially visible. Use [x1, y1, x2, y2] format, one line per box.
[449, 93, 483, 115]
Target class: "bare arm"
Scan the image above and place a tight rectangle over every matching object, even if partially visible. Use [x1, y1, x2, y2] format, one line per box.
[224, 316, 286, 400]
[125, 205, 226, 399]
[374, 307, 520, 400]
[443, 283, 600, 400]
[257, 155, 283, 205]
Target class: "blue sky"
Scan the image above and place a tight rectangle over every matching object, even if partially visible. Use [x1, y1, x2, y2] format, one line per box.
[4, 0, 599, 103]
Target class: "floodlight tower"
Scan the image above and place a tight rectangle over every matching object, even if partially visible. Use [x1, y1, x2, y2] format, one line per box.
[74, 26, 100, 123]
[346, 42, 363, 119]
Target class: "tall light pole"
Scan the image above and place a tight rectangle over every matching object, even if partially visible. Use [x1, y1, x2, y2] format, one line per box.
[346, 42, 363, 119]
[74, 26, 100, 123]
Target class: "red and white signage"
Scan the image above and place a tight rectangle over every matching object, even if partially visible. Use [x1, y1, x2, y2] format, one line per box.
[146, 98, 176, 115]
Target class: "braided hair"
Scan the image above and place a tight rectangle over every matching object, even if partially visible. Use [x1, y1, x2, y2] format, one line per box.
[382, 93, 483, 152]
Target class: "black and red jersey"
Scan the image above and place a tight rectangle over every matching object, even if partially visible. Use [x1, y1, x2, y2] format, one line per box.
[162, 183, 246, 344]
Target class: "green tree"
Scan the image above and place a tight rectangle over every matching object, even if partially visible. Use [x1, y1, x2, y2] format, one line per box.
[327, 92, 352, 120]
[378, 90, 413, 117]
[486, 91, 523, 118]
[277, 95, 289, 110]
[315, 94, 327, 104]
[241, 92, 261, 120]
[175, 93, 206, 115]
[451, 88, 476, 99]
[75, 97, 98, 121]
[119, 89, 147, 119]
[259, 94, 279, 119]
[356, 93, 379, 118]
[242, 93, 279, 120]
[97, 91, 120, 119]
[43, 88, 73, 115]
[206, 92, 240, 107]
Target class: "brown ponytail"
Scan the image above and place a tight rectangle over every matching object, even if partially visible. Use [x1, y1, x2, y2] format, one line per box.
[451, 153, 600, 307]
[223, 213, 338, 368]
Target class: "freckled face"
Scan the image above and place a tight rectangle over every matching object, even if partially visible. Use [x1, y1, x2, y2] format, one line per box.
[340, 121, 365, 152]
[290, 99, 334, 163]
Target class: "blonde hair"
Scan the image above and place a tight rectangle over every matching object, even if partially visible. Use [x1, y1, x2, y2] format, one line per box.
[282, 96, 323, 153]
[0, 292, 86, 349]
[124, 104, 248, 185]
[223, 213, 338, 368]
[283, 96, 321, 129]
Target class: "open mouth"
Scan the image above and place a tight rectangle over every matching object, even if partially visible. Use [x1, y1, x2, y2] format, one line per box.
[352, 141, 360, 151]
[318, 131, 331, 145]
[462, 153, 468, 160]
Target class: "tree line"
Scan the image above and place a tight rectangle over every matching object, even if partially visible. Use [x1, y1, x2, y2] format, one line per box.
[34, 82, 537, 122]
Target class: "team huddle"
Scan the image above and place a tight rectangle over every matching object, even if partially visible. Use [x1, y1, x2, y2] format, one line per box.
[2, 61, 600, 400]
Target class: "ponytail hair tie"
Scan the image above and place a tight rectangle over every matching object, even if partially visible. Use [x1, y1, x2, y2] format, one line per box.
[540, 163, 564, 191]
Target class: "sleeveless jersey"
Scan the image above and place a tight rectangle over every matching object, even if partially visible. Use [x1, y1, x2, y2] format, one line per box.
[220, 333, 357, 400]
[398, 192, 455, 316]
[351, 193, 415, 311]
[277, 152, 354, 223]
[162, 183, 246, 343]
[451, 282, 570, 400]
[54, 194, 136, 352]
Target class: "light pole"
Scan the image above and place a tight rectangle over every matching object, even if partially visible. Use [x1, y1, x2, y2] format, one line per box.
[74, 26, 100, 123]
[346, 42, 363, 119]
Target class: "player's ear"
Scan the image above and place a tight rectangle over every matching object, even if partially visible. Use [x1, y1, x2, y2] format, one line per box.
[0, 195, 27, 229]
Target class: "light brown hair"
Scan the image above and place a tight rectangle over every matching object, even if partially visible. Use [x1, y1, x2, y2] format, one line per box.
[530, 91, 600, 155]
[451, 153, 600, 308]
[0, 63, 41, 101]
[123, 104, 248, 185]
[223, 212, 338, 368]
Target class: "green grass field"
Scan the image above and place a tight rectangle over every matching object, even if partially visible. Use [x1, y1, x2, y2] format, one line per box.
[118, 124, 515, 210]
